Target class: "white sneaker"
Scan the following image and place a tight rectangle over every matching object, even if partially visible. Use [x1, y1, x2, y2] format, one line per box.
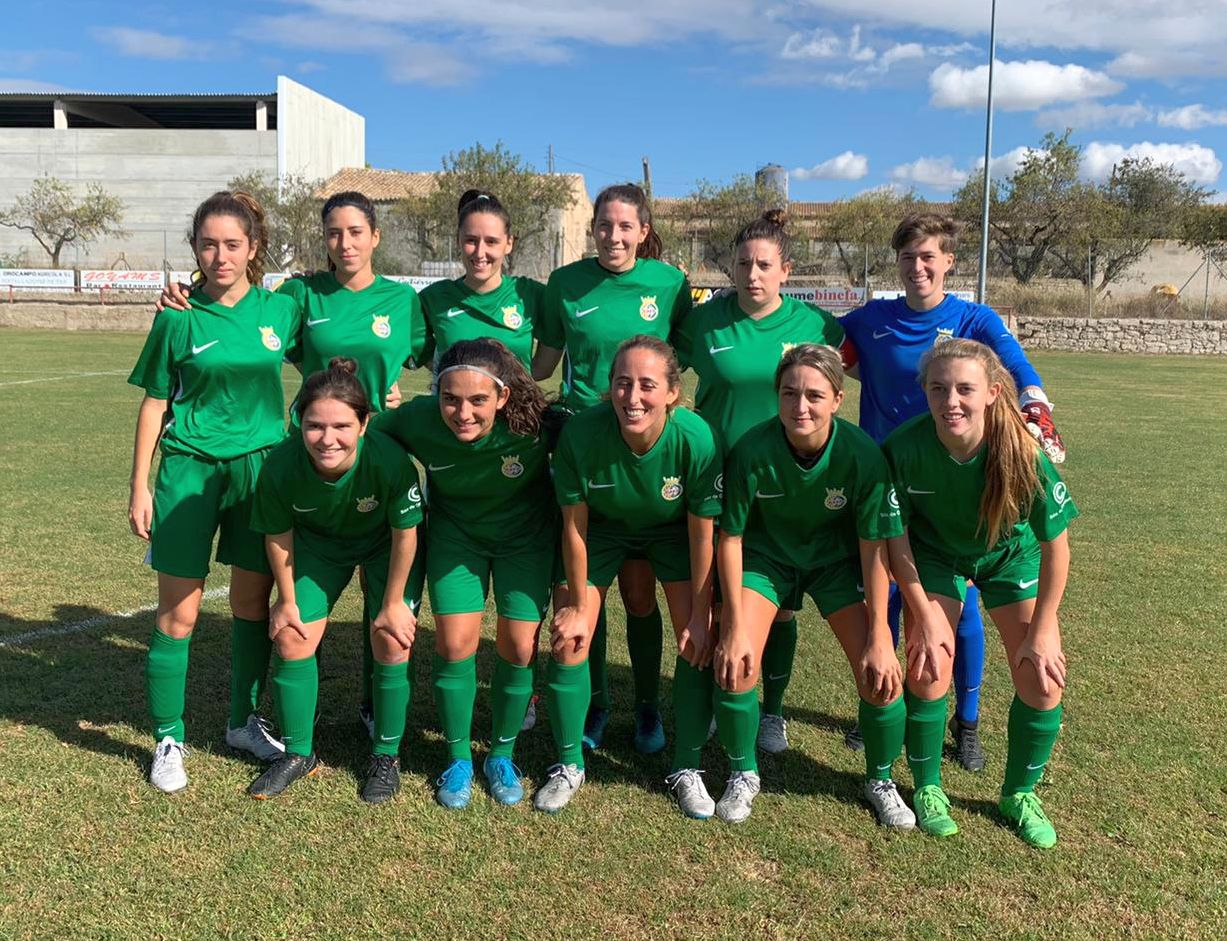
[225, 713, 286, 762]
[521, 695, 538, 732]
[666, 769, 715, 819]
[758, 713, 789, 754]
[533, 763, 585, 813]
[150, 736, 188, 793]
[716, 770, 761, 824]
[864, 778, 917, 830]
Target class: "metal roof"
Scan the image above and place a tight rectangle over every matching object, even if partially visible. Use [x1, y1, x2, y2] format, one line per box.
[0, 92, 275, 101]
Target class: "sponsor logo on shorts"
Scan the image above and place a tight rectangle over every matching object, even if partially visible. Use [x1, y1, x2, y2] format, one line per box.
[824, 487, 847, 511]
[191, 340, 219, 356]
[887, 488, 900, 510]
[1017, 578, 1039, 590]
[259, 325, 282, 351]
[588, 480, 615, 489]
[407, 484, 422, 506]
[714, 473, 724, 495]
[660, 475, 683, 501]
[356, 495, 379, 513]
[755, 490, 784, 499]
[428, 463, 455, 472]
[907, 485, 935, 495]
[639, 296, 659, 322]
[501, 454, 525, 478]
[502, 305, 523, 329]
[371, 314, 391, 338]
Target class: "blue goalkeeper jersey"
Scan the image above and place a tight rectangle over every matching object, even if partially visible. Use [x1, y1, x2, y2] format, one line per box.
[840, 294, 1044, 444]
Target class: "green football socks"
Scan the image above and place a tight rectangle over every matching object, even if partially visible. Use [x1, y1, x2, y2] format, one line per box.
[714, 686, 759, 773]
[371, 659, 410, 757]
[860, 695, 906, 782]
[433, 653, 477, 762]
[626, 607, 663, 709]
[1003, 696, 1063, 795]
[229, 616, 271, 729]
[905, 690, 947, 789]
[272, 654, 317, 757]
[547, 658, 590, 769]
[587, 606, 611, 710]
[761, 615, 797, 716]
[490, 656, 534, 759]
[671, 656, 714, 773]
[147, 629, 190, 742]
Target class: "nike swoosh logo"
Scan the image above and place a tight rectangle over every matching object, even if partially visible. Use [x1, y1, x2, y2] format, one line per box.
[907, 755, 931, 763]
[576, 306, 598, 318]
[709, 345, 734, 354]
[446, 736, 464, 744]
[876, 763, 892, 772]
[562, 742, 576, 749]
[498, 735, 516, 743]
[445, 307, 464, 318]
[1017, 578, 1039, 589]
[428, 463, 455, 472]
[907, 486, 935, 495]
[292, 505, 318, 512]
[157, 725, 176, 735]
[1026, 761, 1047, 770]
[755, 491, 784, 499]
[872, 329, 892, 339]
[588, 481, 615, 489]
[728, 754, 745, 761]
[765, 673, 789, 681]
[306, 317, 330, 327]
[191, 340, 219, 355]
[379, 734, 396, 742]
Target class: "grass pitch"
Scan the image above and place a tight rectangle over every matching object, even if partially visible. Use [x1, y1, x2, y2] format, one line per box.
[1, 329, 1225, 940]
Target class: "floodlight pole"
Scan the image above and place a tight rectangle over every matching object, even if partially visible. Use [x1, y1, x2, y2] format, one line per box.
[976, 0, 997, 304]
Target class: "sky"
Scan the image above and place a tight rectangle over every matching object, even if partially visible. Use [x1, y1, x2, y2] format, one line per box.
[4, 0, 1226, 202]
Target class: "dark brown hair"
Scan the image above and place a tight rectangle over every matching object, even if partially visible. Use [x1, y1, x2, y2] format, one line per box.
[298, 356, 372, 424]
[891, 213, 958, 254]
[188, 190, 269, 286]
[609, 335, 682, 412]
[437, 338, 548, 438]
[734, 208, 791, 264]
[593, 183, 662, 261]
[458, 189, 512, 236]
[321, 191, 378, 273]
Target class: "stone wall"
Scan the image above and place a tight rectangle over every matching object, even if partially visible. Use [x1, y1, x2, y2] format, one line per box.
[0, 300, 152, 332]
[1013, 316, 1227, 355]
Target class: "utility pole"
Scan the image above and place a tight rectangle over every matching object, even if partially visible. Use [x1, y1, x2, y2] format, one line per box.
[548, 144, 555, 175]
[642, 156, 653, 200]
[976, 0, 997, 304]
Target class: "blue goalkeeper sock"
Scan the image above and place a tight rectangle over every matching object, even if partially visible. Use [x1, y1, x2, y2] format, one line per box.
[953, 584, 986, 725]
[887, 584, 902, 649]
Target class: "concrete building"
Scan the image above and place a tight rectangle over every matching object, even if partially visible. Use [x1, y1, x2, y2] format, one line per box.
[0, 76, 363, 269]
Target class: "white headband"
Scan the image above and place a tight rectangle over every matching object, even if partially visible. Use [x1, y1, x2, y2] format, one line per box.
[438, 364, 506, 389]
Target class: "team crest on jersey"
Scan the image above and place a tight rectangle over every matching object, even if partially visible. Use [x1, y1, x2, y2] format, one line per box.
[501, 454, 525, 479]
[824, 487, 847, 510]
[661, 475, 683, 501]
[639, 296, 660, 322]
[356, 494, 379, 513]
[259, 325, 282, 351]
[934, 327, 955, 344]
[372, 314, 392, 339]
[502, 305, 524, 329]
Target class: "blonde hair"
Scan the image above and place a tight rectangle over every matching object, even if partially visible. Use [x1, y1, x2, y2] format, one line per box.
[775, 343, 844, 394]
[918, 339, 1040, 546]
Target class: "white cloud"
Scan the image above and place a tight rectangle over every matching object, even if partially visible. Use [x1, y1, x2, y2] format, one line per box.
[1157, 104, 1227, 131]
[972, 146, 1042, 180]
[1036, 101, 1153, 130]
[782, 28, 842, 60]
[930, 60, 1123, 111]
[878, 43, 924, 69]
[92, 27, 211, 61]
[889, 157, 969, 191]
[1081, 142, 1221, 185]
[793, 151, 869, 181]
[0, 78, 74, 92]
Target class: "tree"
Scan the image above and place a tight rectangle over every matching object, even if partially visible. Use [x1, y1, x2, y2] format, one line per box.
[227, 171, 325, 272]
[671, 174, 787, 276]
[0, 176, 125, 268]
[392, 142, 578, 275]
[822, 187, 922, 285]
[953, 131, 1088, 284]
[1050, 157, 1208, 295]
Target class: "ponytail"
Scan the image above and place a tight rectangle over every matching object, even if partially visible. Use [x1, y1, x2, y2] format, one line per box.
[298, 356, 372, 424]
[593, 183, 661, 260]
[188, 190, 270, 287]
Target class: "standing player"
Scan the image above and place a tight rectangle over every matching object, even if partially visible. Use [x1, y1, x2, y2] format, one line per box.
[534, 183, 692, 756]
[247, 358, 423, 802]
[884, 339, 1076, 847]
[373, 339, 558, 809]
[674, 210, 845, 755]
[550, 337, 721, 815]
[419, 190, 545, 369]
[840, 213, 1066, 768]
[713, 345, 908, 825]
[128, 191, 300, 792]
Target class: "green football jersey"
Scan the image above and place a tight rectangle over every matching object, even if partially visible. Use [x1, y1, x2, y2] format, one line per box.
[883, 413, 1079, 559]
[371, 395, 555, 550]
[538, 257, 692, 411]
[721, 417, 902, 569]
[128, 284, 300, 460]
[674, 293, 845, 452]
[419, 275, 545, 369]
[251, 429, 424, 566]
[552, 403, 722, 538]
[279, 273, 426, 416]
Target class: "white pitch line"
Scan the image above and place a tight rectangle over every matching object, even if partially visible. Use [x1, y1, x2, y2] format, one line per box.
[0, 586, 230, 648]
[0, 370, 128, 388]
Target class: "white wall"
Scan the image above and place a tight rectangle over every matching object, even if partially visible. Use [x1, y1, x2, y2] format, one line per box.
[276, 75, 364, 184]
[0, 128, 276, 268]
